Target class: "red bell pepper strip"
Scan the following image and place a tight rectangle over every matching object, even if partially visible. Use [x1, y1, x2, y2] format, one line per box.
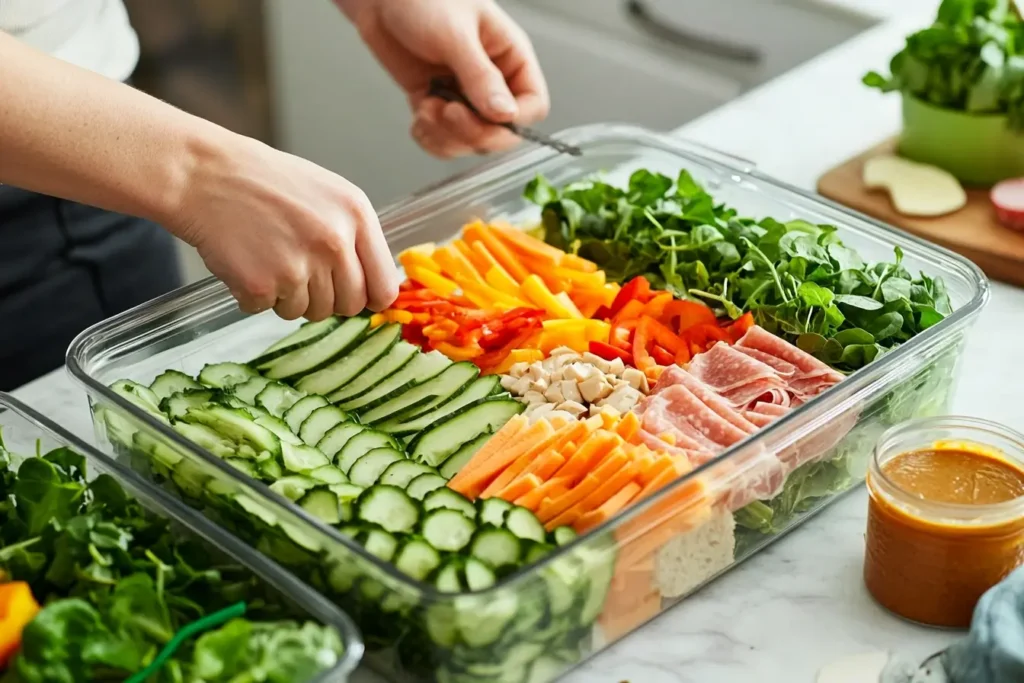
[473, 322, 543, 372]
[632, 317, 656, 372]
[642, 315, 688, 355]
[651, 345, 675, 366]
[608, 276, 651, 316]
[588, 341, 633, 365]
[725, 311, 755, 342]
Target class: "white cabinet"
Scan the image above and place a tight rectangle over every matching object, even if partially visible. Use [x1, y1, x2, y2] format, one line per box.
[510, 0, 873, 88]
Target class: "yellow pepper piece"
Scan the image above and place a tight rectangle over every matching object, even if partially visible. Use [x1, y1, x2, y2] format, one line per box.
[406, 266, 460, 298]
[455, 274, 530, 310]
[369, 313, 385, 328]
[0, 582, 40, 669]
[433, 341, 484, 361]
[554, 292, 584, 319]
[521, 275, 575, 319]
[509, 349, 544, 364]
[485, 266, 522, 298]
[397, 245, 441, 273]
[553, 267, 605, 289]
[433, 246, 486, 285]
[383, 310, 415, 324]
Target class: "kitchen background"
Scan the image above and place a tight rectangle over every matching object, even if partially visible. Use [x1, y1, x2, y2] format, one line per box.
[123, 0, 876, 284]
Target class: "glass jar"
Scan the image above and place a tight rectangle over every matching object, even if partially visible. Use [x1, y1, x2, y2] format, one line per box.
[864, 416, 1024, 629]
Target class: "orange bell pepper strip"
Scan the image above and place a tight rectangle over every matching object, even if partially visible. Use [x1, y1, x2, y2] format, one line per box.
[662, 300, 717, 334]
[643, 316, 688, 355]
[726, 311, 756, 342]
[632, 317, 655, 371]
[643, 292, 673, 320]
[0, 582, 41, 668]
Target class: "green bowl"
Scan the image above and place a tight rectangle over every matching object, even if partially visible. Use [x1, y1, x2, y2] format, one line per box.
[899, 94, 1024, 186]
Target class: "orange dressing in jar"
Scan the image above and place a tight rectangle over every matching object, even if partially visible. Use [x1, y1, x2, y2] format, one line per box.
[864, 418, 1024, 629]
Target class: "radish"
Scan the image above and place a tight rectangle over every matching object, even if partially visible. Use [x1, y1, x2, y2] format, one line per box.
[991, 177, 1024, 231]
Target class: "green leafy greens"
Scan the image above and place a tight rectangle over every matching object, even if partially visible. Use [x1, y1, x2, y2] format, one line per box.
[525, 170, 952, 373]
[863, 0, 1024, 129]
[0, 434, 343, 683]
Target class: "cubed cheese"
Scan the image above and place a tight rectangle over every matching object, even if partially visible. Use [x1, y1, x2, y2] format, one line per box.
[621, 367, 649, 393]
[529, 377, 549, 394]
[521, 390, 546, 404]
[581, 352, 612, 374]
[544, 383, 565, 404]
[511, 376, 532, 396]
[551, 346, 577, 357]
[509, 362, 530, 377]
[578, 374, 612, 404]
[608, 357, 626, 376]
[556, 400, 588, 418]
[500, 375, 517, 391]
[560, 380, 583, 404]
[525, 364, 545, 382]
[601, 385, 640, 414]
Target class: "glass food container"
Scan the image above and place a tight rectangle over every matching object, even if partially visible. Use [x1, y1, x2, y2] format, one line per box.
[66, 124, 989, 683]
[866, 416, 1024, 629]
[0, 392, 363, 682]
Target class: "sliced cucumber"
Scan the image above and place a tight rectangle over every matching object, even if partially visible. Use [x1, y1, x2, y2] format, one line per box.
[476, 498, 513, 529]
[420, 508, 476, 553]
[269, 475, 319, 501]
[198, 362, 258, 389]
[281, 441, 330, 473]
[406, 473, 447, 501]
[337, 350, 452, 412]
[132, 431, 184, 469]
[455, 593, 519, 648]
[378, 375, 500, 436]
[469, 527, 521, 569]
[299, 488, 342, 525]
[327, 340, 418, 404]
[334, 430, 400, 474]
[439, 430, 492, 480]
[217, 393, 269, 420]
[110, 380, 168, 422]
[308, 465, 349, 485]
[504, 507, 546, 544]
[362, 529, 399, 562]
[524, 542, 556, 564]
[184, 405, 280, 456]
[433, 559, 464, 593]
[377, 460, 438, 489]
[316, 423, 366, 460]
[254, 415, 302, 445]
[348, 448, 405, 488]
[255, 382, 306, 418]
[359, 362, 479, 425]
[329, 482, 363, 523]
[252, 317, 341, 369]
[392, 539, 441, 581]
[161, 389, 216, 421]
[172, 421, 236, 459]
[260, 458, 284, 481]
[356, 485, 420, 534]
[409, 398, 523, 467]
[462, 557, 496, 591]
[150, 370, 201, 401]
[298, 405, 351, 447]
[552, 526, 577, 547]
[284, 395, 330, 434]
[422, 488, 476, 519]
[264, 316, 369, 381]
[295, 323, 402, 396]
[231, 376, 274, 405]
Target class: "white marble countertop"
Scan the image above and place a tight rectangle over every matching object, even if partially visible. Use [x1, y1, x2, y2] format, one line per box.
[12, 1, 1024, 681]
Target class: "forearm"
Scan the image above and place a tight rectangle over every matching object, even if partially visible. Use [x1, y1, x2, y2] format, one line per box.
[0, 31, 227, 227]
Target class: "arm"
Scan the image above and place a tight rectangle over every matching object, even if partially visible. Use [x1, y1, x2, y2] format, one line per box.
[0, 31, 398, 320]
[0, 30, 211, 226]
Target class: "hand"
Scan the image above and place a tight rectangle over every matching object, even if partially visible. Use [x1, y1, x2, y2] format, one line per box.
[339, 0, 550, 159]
[168, 132, 400, 321]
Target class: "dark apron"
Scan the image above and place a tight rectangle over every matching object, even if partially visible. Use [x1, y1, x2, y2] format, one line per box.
[0, 186, 183, 390]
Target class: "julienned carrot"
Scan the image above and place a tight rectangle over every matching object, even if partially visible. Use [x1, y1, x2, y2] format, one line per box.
[514, 476, 571, 511]
[576, 481, 643, 533]
[463, 222, 531, 283]
[491, 224, 565, 264]
[575, 461, 641, 518]
[519, 450, 566, 483]
[480, 421, 588, 498]
[549, 432, 619, 484]
[447, 416, 532, 496]
[496, 473, 541, 502]
[539, 450, 627, 525]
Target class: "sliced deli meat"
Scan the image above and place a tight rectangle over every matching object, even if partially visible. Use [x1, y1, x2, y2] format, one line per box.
[735, 326, 845, 386]
[685, 342, 784, 394]
[652, 366, 758, 435]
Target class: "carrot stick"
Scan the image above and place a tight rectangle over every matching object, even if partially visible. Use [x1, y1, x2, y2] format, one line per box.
[549, 432, 619, 485]
[480, 421, 587, 498]
[491, 224, 565, 264]
[463, 223, 531, 282]
[560, 253, 599, 273]
[575, 461, 642, 517]
[496, 473, 542, 502]
[514, 476, 571, 511]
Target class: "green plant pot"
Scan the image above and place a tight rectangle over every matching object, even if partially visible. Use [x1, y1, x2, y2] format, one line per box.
[899, 94, 1024, 186]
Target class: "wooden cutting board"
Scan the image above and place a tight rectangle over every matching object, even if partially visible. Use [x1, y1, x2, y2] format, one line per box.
[816, 137, 1024, 287]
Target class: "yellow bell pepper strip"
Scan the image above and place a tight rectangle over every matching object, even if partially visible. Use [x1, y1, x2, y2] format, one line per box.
[484, 266, 522, 298]
[491, 223, 566, 266]
[509, 349, 544, 364]
[397, 244, 441, 273]
[0, 582, 41, 669]
[521, 275, 576, 319]
[432, 245, 486, 286]
[554, 292, 584, 319]
[552, 266, 606, 289]
[560, 253, 599, 273]
[370, 313, 385, 328]
[433, 341, 485, 361]
[406, 266, 460, 298]
[471, 242, 517, 283]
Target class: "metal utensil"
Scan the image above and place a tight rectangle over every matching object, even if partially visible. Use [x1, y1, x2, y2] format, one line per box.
[427, 77, 583, 156]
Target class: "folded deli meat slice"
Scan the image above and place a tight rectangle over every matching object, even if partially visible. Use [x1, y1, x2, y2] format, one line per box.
[633, 325, 853, 512]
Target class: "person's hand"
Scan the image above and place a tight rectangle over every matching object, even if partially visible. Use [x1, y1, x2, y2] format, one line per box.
[168, 132, 400, 321]
[338, 0, 550, 159]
